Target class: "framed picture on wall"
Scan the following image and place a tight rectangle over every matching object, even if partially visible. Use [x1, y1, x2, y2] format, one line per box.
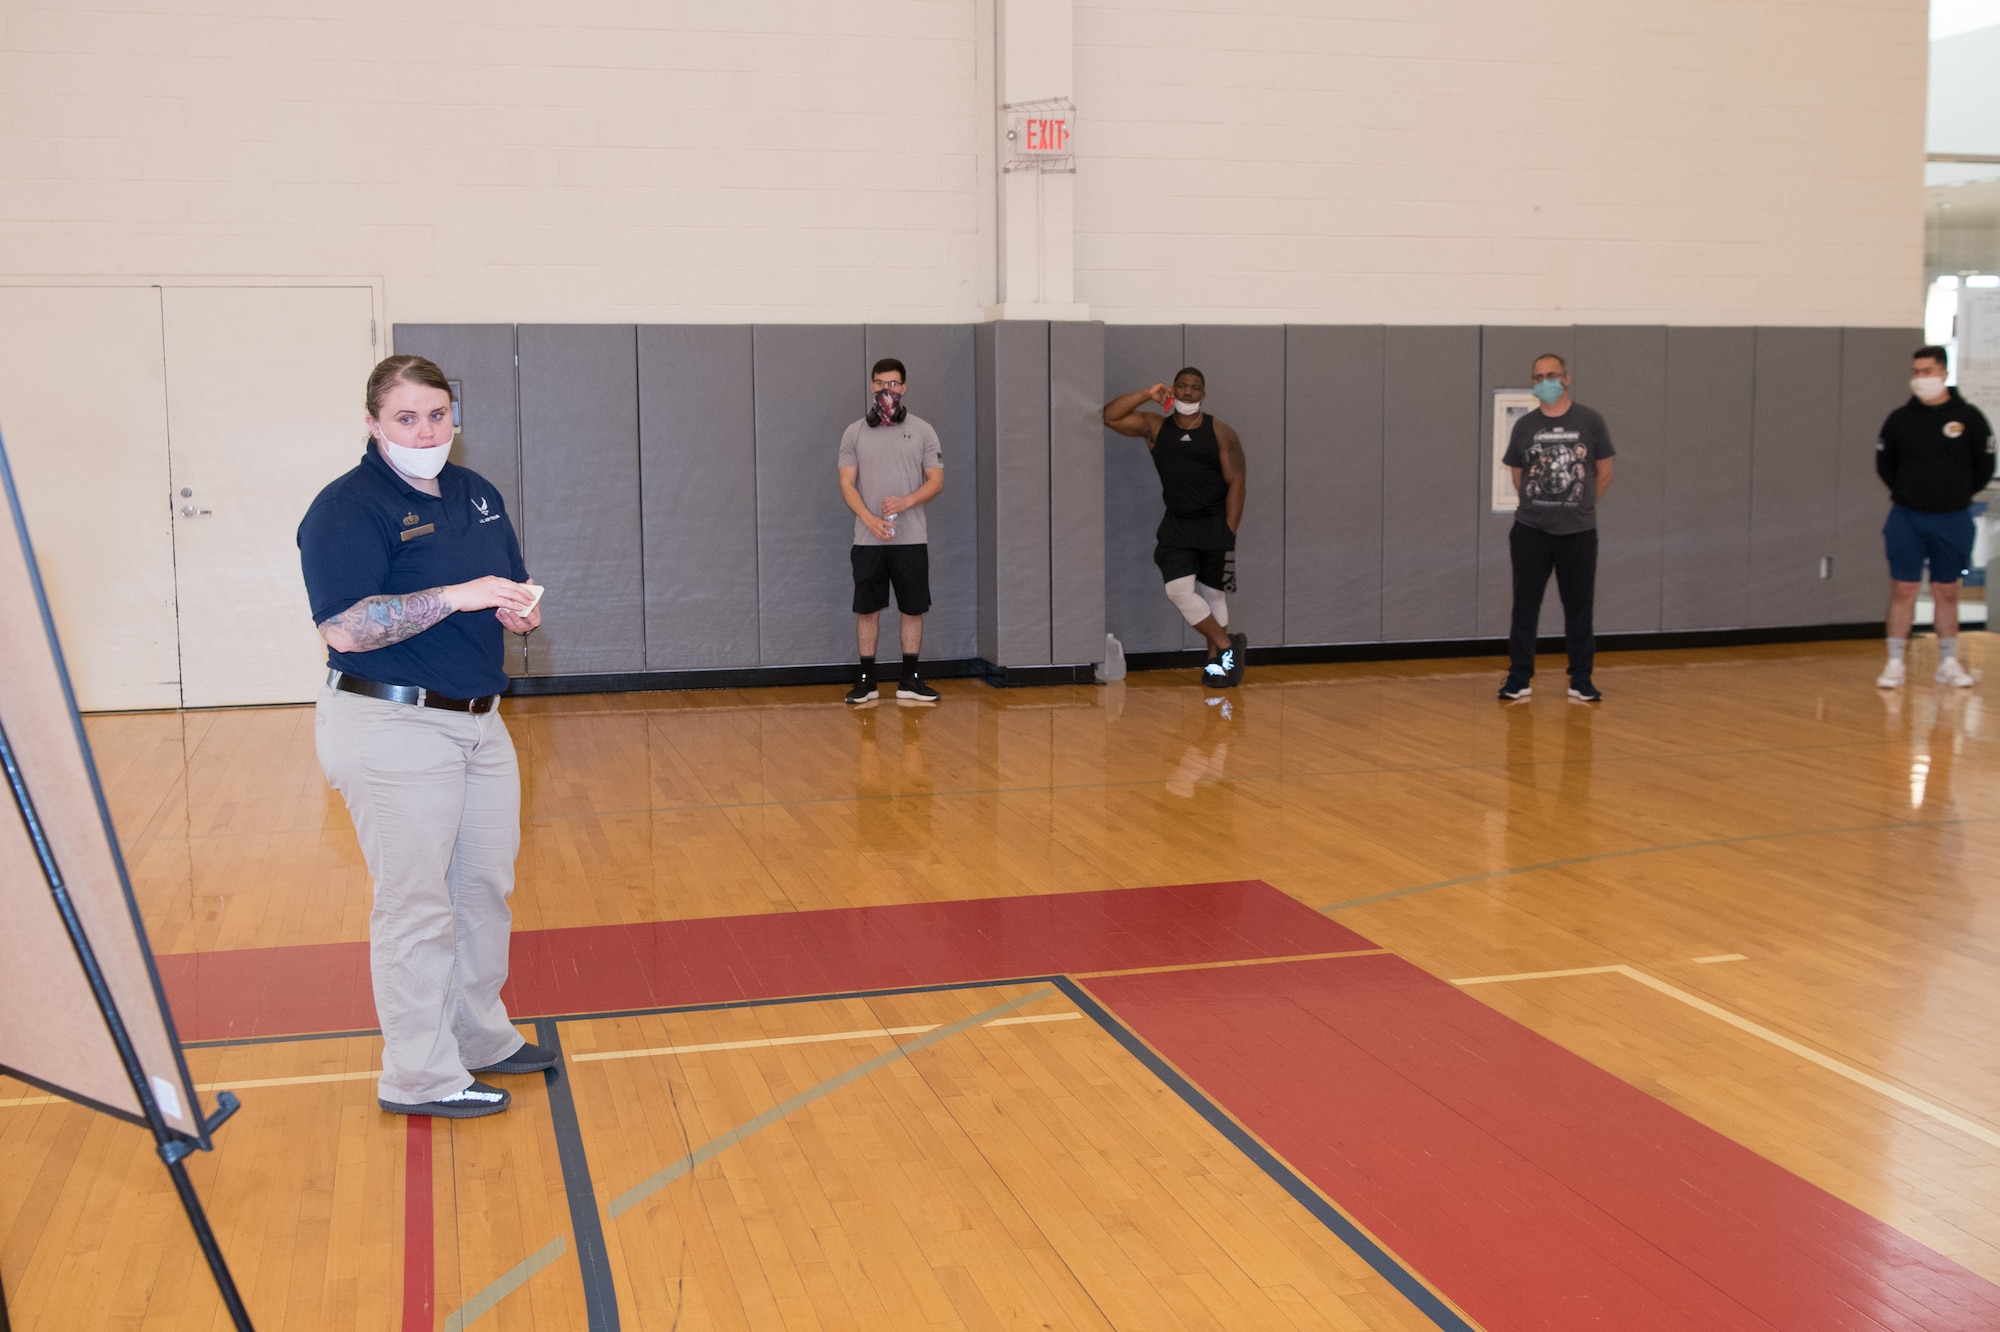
[1491, 389, 1538, 513]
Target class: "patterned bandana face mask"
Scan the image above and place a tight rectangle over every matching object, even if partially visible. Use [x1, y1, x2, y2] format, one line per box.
[869, 387, 906, 426]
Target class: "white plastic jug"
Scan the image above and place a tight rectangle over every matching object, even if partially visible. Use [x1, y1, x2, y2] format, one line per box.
[1095, 632, 1127, 683]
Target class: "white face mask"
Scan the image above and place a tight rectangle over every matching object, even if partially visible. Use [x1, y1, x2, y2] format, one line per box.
[1912, 376, 1948, 403]
[378, 430, 452, 480]
[1170, 396, 1205, 417]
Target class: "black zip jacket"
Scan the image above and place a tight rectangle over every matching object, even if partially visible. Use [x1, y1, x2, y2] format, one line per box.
[1876, 389, 1995, 513]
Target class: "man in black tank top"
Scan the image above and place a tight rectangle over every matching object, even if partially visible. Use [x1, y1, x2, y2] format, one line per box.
[1103, 366, 1249, 686]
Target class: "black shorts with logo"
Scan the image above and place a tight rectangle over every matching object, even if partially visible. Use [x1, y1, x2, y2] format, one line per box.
[851, 543, 931, 615]
[1153, 512, 1236, 591]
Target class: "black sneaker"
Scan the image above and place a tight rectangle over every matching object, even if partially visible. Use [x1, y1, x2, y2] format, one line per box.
[380, 1080, 511, 1119]
[897, 676, 940, 702]
[1497, 679, 1532, 701]
[1225, 633, 1248, 686]
[1567, 679, 1603, 703]
[1202, 653, 1229, 687]
[845, 677, 877, 704]
[470, 1041, 560, 1075]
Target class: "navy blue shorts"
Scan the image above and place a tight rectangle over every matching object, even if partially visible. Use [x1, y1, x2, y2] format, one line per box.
[1883, 504, 1975, 584]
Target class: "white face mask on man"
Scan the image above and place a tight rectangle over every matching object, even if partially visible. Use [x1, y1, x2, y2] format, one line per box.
[1911, 376, 1949, 404]
[377, 429, 452, 480]
[1170, 396, 1205, 417]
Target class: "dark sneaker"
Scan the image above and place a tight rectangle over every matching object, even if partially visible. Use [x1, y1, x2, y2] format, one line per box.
[896, 676, 940, 702]
[1225, 633, 1248, 686]
[380, 1080, 511, 1119]
[470, 1041, 560, 1075]
[1497, 679, 1532, 701]
[1567, 679, 1603, 703]
[845, 677, 878, 704]
[1202, 653, 1229, 687]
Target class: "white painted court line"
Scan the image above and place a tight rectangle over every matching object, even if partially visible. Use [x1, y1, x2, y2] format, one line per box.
[1453, 963, 2000, 1151]
[0, 1013, 1088, 1108]
[1693, 953, 1749, 964]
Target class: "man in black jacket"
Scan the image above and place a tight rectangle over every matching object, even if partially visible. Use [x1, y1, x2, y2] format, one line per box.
[1875, 345, 1995, 689]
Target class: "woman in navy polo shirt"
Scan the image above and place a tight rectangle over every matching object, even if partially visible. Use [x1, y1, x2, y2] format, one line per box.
[298, 354, 551, 1119]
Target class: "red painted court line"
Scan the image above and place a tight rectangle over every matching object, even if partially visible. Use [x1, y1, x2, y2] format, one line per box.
[1086, 954, 2000, 1332]
[402, 1115, 435, 1332]
[158, 881, 1364, 1041]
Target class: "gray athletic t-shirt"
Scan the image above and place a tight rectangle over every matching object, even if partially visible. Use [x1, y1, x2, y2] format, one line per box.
[1503, 403, 1615, 535]
[839, 413, 942, 546]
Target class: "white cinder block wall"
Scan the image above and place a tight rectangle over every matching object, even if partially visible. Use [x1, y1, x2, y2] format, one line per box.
[0, 0, 1927, 327]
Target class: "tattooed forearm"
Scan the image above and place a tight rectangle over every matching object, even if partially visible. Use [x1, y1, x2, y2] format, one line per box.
[318, 588, 452, 653]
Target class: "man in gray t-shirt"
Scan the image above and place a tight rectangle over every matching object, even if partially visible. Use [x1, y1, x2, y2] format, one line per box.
[1498, 353, 1616, 702]
[838, 357, 944, 704]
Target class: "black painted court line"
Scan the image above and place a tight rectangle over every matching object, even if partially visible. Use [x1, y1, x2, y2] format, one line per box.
[1052, 976, 1476, 1332]
[534, 1018, 620, 1332]
[183, 1026, 382, 1050]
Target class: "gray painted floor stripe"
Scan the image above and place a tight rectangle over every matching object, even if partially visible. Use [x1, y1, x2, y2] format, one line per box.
[607, 986, 1056, 1220]
[443, 1236, 568, 1332]
[1319, 814, 1998, 912]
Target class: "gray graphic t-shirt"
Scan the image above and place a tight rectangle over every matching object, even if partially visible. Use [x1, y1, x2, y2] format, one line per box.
[839, 413, 943, 545]
[1503, 403, 1615, 535]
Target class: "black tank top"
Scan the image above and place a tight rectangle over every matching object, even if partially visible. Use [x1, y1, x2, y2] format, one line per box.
[1151, 412, 1233, 548]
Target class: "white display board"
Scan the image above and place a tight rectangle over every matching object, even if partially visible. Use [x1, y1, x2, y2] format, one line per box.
[1959, 288, 2000, 416]
[1491, 389, 1539, 512]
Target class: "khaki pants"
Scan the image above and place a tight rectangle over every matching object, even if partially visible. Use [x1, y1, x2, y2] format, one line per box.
[315, 684, 525, 1104]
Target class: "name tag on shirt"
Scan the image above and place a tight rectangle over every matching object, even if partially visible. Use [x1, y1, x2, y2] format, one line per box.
[400, 523, 436, 542]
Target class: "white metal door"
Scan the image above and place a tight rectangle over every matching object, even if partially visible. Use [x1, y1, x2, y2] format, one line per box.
[163, 286, 377, 707]
[0, 286, 183, 711]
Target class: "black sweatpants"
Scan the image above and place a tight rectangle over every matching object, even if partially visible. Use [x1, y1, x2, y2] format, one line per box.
[1508, 523, 1597, 683]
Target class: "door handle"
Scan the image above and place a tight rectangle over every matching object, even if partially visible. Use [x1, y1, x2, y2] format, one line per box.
[179, 505, 212, 518]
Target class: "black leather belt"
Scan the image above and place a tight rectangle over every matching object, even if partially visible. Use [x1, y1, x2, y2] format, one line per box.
[329, 670, 499, 715]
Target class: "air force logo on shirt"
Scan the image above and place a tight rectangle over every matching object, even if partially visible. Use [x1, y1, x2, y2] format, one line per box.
[471, 494, 502, 524]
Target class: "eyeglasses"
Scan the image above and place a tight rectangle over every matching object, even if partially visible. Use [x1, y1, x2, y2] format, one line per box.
[871, 379, 904, 390]
[1532, 372, 1564, 383]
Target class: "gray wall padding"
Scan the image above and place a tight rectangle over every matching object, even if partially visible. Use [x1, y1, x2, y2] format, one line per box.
[516, 324, 644, 675]
[1834, 329, 1922, 622]
[1184, 325, 1286, 646]
[1476, 328, 1574, 639]
[1662, 328, 1755, 630]
[754, 325, 866, 666]
[392, 323, 526, 675]
[1749, 328, 1844, 627]
[865, 325, 978, 660]
[1102, 325, 1185, 652]
[1284, 325, 1383, 644]
[1382, 326, 1481, 640]
[975, 323, 1000, 661]
[978, 321, 1053, 666]
[1049, 322, 1107, 665]
[1575, 326, 1667, 634]
[638, 326, 759, 669]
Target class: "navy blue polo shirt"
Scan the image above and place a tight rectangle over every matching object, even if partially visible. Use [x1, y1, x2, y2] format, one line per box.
[297, 447, 527, 699]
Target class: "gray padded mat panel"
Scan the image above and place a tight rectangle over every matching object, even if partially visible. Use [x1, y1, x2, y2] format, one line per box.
[1573, 326, 1667, 634]
[1049, 322, 1107, 666]
[866, 325, 978, 660]
[1475, 328, 1573, 639]
[1184, 326, 1285, 646]
[392, 323, 526, 676]
[982, 321, 1052, 666]
[755, 325, 867, 666]
[1833, 329, 1922, 622]
[516, 324, 644, 675]
[975, 323, 1000, 660]
[1102, 325, 1186, 653]
[638, 326, 759, 669]
[1382, 326, 1480, 640]
[1748, 328, 1843, 626]
[1662, 328, 1755, 629]
[1284, 325, 1383, 644]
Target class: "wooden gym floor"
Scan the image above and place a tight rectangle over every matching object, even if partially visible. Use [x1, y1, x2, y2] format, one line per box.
[5, 636, 2000, 1329]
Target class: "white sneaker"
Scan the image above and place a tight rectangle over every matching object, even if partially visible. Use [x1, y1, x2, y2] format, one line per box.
[1936, 658, 1976, 688]
[1876, 659, 1906, 689]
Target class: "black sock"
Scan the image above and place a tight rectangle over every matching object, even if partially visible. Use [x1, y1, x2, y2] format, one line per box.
[859, 654, 875, 678]
[902, 653, 919, 676]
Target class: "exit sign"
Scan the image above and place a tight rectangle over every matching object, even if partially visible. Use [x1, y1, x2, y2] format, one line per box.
[1003, 99, 1077, 173]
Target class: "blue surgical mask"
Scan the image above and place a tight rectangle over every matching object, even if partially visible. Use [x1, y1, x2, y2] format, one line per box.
[1531, 378, 1565, 405]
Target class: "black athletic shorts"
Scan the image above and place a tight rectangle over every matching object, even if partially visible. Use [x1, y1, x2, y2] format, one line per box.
[1154, 543, 1234, 592]
[852, 542, 931, 614]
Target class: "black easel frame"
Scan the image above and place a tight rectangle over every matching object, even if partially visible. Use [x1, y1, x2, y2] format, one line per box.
[0, 434, 254, 1331]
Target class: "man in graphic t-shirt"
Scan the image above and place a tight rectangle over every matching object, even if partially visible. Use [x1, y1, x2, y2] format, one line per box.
[1498, 353, 1616, 703]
